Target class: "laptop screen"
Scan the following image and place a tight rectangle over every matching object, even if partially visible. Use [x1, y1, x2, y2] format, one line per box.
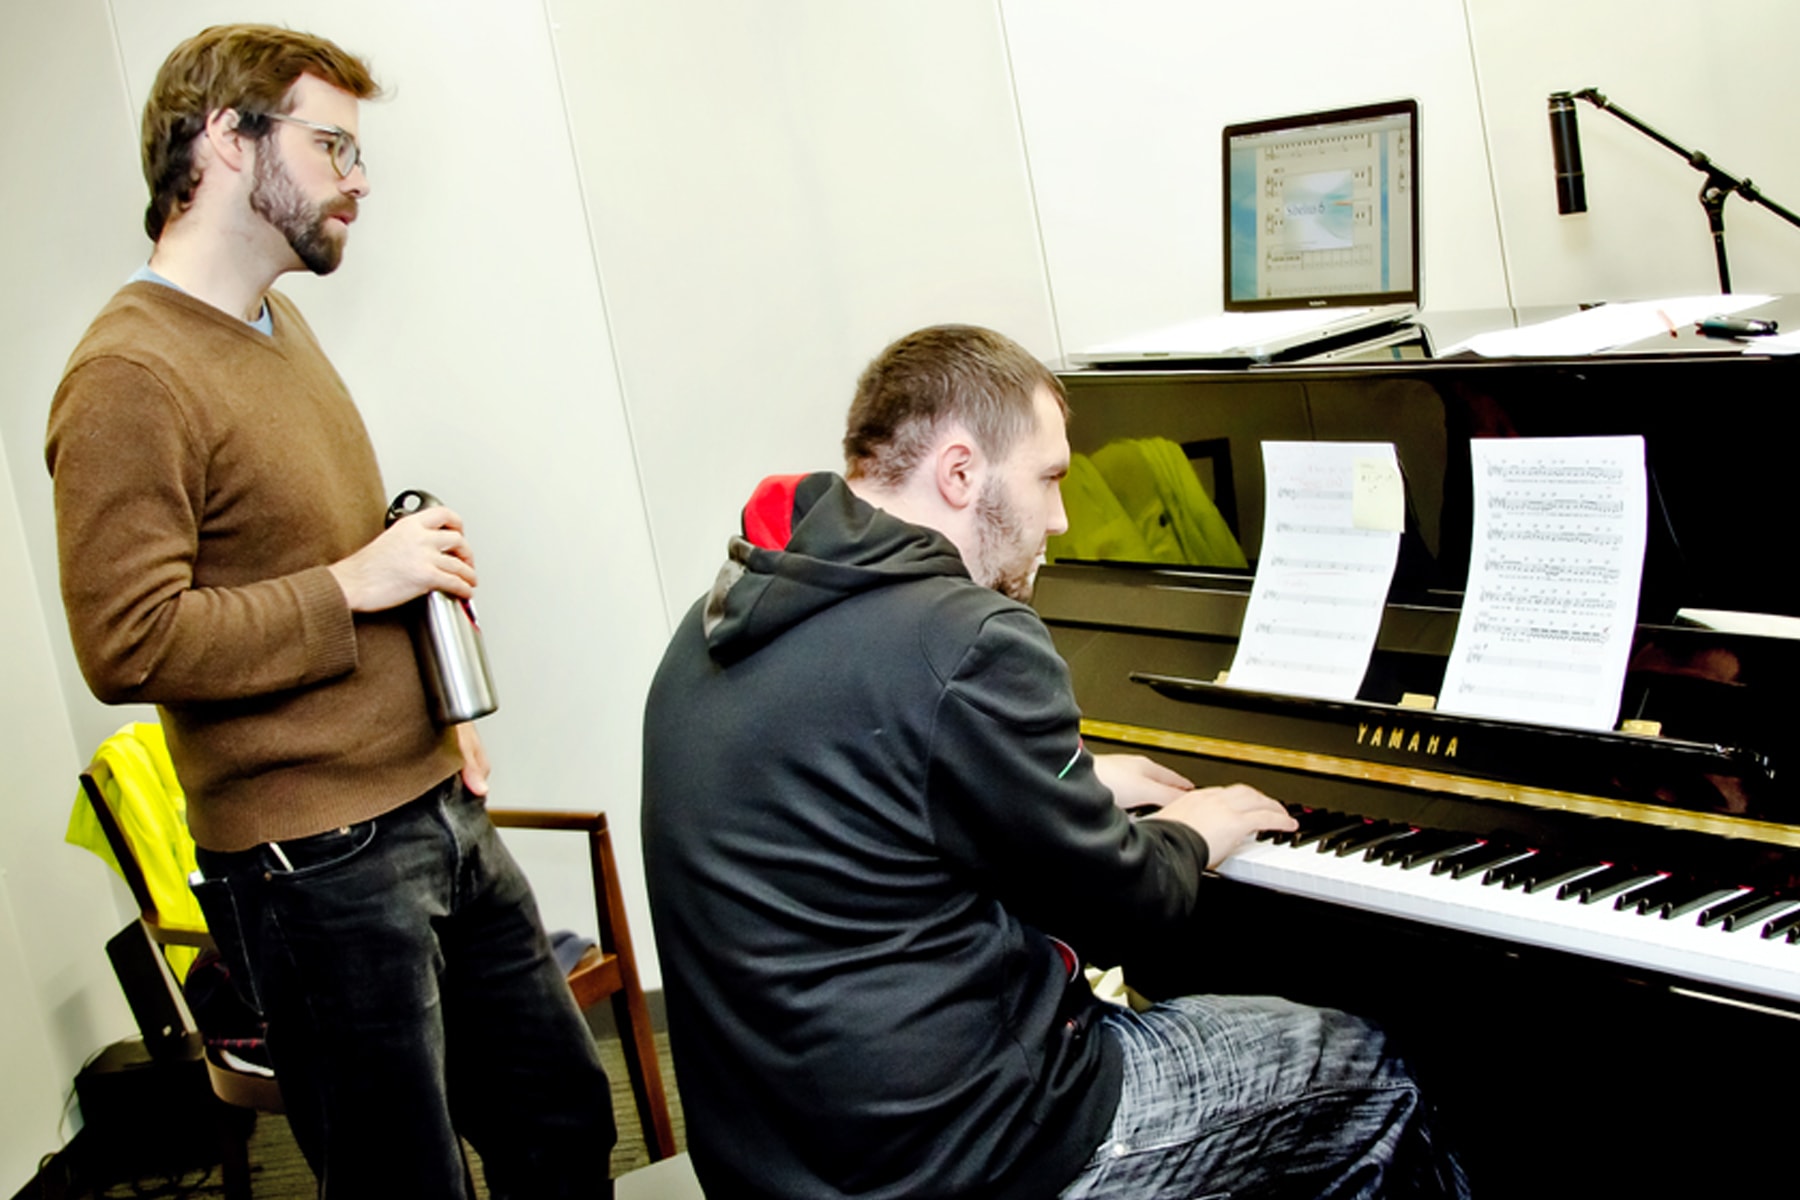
[1224, 99, 1420, 311]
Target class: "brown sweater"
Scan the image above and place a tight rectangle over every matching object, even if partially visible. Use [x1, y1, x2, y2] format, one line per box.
[47, 282, 460, 851]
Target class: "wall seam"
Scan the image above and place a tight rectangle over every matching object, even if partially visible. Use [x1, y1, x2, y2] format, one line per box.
[537, 0, 674, 635]
[1460, 0, 1519, 322]
[995, 0, 1066, 364]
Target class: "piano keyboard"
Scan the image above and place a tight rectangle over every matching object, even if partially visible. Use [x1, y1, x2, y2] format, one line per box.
[1213, 807, 1800, 1006]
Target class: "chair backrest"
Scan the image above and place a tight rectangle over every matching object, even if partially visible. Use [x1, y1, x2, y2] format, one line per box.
[77, 728, 284, 1124]
[80, 760, 159, 922]
[73, 724, 210, 976]
[485, 807, 680, 1160]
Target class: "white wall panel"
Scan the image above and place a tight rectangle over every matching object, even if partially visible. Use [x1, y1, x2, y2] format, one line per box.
[0, 3, 153, 1188]
[0, 432, 137, 1193]
[0, 884, 72, 1192]
[1002, 0, 1511, 351]
[1467, 0, 1800, 306]
[0, 0, 155, 764]
[548, 0, 1058, 618]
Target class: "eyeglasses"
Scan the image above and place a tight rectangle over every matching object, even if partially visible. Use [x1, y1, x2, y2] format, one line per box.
[265, 113, 366, 179]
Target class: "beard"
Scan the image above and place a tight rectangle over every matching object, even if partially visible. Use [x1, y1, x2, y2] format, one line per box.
[971, 478, 1041, 602]
[250, 137, 353, 275]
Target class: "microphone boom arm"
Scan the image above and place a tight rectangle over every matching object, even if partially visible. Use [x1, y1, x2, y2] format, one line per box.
[1572, 88, 1800, 293]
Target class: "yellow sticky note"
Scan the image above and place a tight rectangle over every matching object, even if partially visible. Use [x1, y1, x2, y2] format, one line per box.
[1352, 457, 1404, 532]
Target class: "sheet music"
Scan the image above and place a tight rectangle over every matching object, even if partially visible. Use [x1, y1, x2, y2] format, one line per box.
[1442, 294, 1771, 357]
[1439, 437, 1647, 732]
[1226, 442, 1402, 701]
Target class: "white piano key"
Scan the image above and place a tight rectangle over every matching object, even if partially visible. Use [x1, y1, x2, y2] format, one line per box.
[1216, 839, 1800, 1005]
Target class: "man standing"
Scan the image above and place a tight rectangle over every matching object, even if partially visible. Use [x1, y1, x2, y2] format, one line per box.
[643, 325, 1466, 1198]
[46, 25, 613, 1197]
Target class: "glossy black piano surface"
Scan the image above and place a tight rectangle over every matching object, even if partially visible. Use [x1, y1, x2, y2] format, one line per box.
[1037, 352, 1800, 1198]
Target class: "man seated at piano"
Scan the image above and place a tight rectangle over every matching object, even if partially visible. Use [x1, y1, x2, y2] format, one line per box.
[641, 324, 1469, 1199]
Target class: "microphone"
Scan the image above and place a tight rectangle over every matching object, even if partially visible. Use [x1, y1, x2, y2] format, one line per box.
[1549, 92, 1587, 214]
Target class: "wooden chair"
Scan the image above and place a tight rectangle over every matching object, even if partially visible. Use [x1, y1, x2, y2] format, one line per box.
[488, 806, 678, 1160]
[79, 756, 281, 1200]
[80, 752, 678, 1195]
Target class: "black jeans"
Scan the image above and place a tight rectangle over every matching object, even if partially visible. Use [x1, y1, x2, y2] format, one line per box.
[193, 776, 616, 1198]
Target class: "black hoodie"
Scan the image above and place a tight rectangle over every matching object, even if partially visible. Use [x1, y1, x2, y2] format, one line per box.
[642, 473, 1212, 1199]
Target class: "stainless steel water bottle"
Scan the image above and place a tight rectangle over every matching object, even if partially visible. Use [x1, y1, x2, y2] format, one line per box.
[385, 489, 499, 724]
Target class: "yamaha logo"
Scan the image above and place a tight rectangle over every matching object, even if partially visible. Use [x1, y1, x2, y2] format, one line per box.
[1356, 723, 1458, 758]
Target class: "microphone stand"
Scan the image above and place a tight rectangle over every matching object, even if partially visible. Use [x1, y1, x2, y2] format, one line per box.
[1570, 88, 1800, 293]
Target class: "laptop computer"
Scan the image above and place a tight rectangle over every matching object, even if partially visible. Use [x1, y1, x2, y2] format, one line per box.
[1071, 98, 1422, 367]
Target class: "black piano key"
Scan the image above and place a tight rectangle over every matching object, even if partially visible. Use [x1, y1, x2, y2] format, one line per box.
[1559, 865, 1660, 905]
[1260, 805, 1314, 844]
[1391, 831, 1484, 870]
[1721, 895, 1798, 933]
[1613, 874, 1678, 912]
[1522, 860, 1610, 896]
[1762, 909, 1800, 941]
[1322, 821, 1407, 857]
[1635, 880, 1703, 917]
[1314, 820, 1380, 854]
[1557, 864, 1622, 903]
[1291, 813, 1365, 849]
[1438, 842, 1530, 881]
[1482, 852, 1602, 894]
[1259, 804, 1316, 844]
[1699, 890, 1768, 929]
[1480, 857, 1524, 888]
[1621, 875, 1686, 914]
[1655, 884, 1740, 921]
[1369, 832, 1426, 866]
[1346, 826, 1420, 860]
[1483, 851, 1579, 891]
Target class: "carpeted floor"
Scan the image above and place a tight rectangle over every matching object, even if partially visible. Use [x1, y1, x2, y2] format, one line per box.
[91, 1032, 684, 1198]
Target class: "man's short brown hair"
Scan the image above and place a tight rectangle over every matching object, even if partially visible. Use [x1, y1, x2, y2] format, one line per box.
[844, 325, 1068, 489]
[140, 24, 382, 241]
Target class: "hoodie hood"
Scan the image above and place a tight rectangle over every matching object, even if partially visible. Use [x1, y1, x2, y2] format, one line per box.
[703, 473, 969, 662]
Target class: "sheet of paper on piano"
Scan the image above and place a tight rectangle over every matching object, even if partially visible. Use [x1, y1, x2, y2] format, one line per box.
[1676, 608, 1800, 637]
[1441, 294, 1772, 357]
[1743, 330, 1800, 355]
[1438, 436, 1647, 732]
[1224, 441, 1402, 701]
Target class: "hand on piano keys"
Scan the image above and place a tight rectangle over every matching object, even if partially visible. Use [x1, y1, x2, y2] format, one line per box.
[1093, 752, 1196, 810]
[1215, 805, 1800, 1005]
[1142, 783, 1299, 870]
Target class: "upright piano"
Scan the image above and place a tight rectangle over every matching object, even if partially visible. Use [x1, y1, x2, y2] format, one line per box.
[1036, 345, 1800, 1197]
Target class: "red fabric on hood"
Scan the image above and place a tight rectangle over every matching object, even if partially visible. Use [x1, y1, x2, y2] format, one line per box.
[742, 474, 809, 549]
